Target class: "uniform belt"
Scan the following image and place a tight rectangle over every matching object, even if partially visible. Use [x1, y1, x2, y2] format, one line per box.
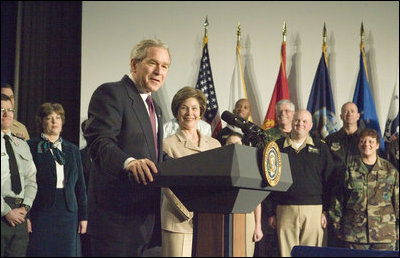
[4, 197, 24, 208]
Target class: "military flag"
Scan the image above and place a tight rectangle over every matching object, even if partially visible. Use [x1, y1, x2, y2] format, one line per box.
[352, 31, 385, 154]
[195, 22, 222, 137]
[262, 23, 290, 129]
[306, 25, 338, 138]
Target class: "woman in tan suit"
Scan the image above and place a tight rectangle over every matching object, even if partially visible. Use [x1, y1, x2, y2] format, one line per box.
[161, 86, 221, 257]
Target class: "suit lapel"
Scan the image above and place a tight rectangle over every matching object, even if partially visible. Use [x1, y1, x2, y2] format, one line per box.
[62, 141, 72, 182]
[176, 130, 202, 152]
[123, 76, 157, 161]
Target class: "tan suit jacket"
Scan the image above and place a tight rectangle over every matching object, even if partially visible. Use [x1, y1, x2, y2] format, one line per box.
[161, 129, 221, 233]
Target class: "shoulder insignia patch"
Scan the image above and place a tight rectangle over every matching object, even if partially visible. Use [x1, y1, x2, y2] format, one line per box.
[331, 142, 341, 151]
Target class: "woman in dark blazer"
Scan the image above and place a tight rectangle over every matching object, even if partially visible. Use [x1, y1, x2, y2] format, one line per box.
[27, 103, 87, 257]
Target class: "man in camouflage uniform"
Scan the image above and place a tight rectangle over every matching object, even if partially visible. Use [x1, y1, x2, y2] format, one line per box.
[324, 102, 362, 247]
[329, 128, 399, 251]
[255, 99, 295, 257]
[260, 99, 295, 144]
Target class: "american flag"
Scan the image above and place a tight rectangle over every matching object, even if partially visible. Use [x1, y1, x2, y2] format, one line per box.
[195, 36, 222, 137]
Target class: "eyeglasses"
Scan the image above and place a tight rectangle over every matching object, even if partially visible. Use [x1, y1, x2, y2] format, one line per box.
[1, 108, 16, 114]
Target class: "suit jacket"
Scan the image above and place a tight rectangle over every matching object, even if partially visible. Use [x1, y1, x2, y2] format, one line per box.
[85, 75, 167, 245]
[161, 129, 221, 233]
[27, 138, 87, 221]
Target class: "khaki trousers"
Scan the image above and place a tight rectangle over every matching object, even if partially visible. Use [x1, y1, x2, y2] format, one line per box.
[245, 212, 256, 257]
[276, 205, 324, 257]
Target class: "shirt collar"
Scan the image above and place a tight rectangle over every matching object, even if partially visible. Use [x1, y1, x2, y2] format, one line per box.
[2, 130, 15, 143]
[128, 73, 151, 101]
[283, 134, 314, 148]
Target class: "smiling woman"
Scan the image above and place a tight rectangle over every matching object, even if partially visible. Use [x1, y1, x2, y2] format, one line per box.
[161, 86, 221, 257]
[329, 128, 399, 251]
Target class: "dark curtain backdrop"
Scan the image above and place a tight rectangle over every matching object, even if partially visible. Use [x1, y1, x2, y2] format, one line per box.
[1, 1, 17, 85]
[17, 1, 82, 145]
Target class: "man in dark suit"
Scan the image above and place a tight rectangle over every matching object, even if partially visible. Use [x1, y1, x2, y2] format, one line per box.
[84, 39, 171, 257]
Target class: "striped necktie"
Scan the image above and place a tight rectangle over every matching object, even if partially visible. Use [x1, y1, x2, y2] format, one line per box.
[146, 95, 158, 160]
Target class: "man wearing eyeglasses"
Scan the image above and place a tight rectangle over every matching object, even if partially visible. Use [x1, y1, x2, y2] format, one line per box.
[1, 94, 37, 257]
[1, 83, 30, 140]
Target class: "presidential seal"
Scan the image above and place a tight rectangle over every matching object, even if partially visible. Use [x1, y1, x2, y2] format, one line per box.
[262, 141, 281, 187]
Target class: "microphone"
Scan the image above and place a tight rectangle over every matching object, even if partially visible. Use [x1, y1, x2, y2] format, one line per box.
[221, 111, 264, 136]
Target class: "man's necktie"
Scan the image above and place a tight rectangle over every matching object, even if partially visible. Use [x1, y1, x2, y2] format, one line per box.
[4, 135, 22, 194]
[146, 95, 158, 160]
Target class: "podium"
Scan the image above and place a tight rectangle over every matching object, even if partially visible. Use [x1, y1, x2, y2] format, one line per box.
[155, 144, 292, 257]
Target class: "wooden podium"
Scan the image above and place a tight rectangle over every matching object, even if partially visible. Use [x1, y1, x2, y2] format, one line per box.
[154, 144, 292, 257]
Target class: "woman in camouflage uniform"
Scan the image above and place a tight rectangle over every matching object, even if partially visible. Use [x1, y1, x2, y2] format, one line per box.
[329, 128, 399, 250]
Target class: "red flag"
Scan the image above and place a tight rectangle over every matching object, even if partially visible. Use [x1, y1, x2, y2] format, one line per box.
[262, 42, 290, 129]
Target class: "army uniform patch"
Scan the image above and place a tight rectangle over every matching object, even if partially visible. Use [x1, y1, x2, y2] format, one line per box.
[331, 142, 341, 151]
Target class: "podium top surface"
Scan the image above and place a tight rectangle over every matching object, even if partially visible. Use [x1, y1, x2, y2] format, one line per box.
[155, 144, 291, 192]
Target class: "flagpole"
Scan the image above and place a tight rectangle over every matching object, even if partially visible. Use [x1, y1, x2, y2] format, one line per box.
[236, 22, 248, 100]
[237, 21, 241, 43]
[322, 23, 328, 66]
[360, 21, 365, 44]
[282, 21, 286, 43]
[281, 21, 287, 75]
[203, 16, 209, 46]
[360, 21, 369, 82]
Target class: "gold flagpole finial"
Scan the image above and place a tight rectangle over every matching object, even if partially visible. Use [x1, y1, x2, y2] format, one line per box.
[282, 21, 287, 42]
[204, 16, 209, 37]
[323, 22, 327, 45]
[237, 22, 241, 42]
[360, 21, 365, 43]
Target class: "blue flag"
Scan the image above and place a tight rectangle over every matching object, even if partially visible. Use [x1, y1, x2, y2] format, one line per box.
[352, 43, 385, 153]
[306, 47, 338, 139]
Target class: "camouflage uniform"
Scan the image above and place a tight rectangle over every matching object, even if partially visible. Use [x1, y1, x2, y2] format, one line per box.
[329, 156, 399, 250]
[259, 126, 290, 147]
[324, 127, 362, 247]
[386, 138, 399, 171]
[254, 126, 290, 257]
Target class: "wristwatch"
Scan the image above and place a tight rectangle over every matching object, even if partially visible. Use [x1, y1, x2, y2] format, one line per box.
[22, 204, 31, 213]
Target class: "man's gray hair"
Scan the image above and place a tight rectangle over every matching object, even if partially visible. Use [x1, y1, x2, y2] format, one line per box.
[130, 39, 171, 64]
[275, 99, 295, 112]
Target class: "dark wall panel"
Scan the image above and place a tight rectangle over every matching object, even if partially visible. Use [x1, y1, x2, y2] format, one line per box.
[17, 1, 82, 145]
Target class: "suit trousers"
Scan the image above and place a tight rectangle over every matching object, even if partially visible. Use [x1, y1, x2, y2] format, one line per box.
[276, 205, 324, 257]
